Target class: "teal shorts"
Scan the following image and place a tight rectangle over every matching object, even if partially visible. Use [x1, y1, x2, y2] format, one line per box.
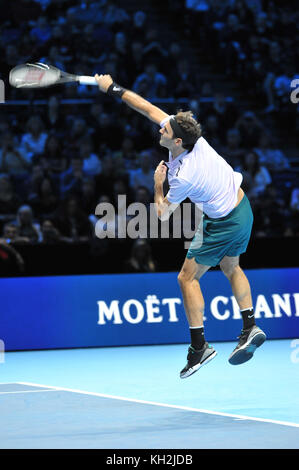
[186, 194, 253, 267]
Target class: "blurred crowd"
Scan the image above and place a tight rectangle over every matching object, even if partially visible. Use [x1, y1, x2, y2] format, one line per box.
[0, 0, 298, 274]
[181, 0, 298, 121]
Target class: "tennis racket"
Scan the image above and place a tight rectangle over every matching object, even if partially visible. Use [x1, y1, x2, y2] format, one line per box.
[9, 62, 98, 89]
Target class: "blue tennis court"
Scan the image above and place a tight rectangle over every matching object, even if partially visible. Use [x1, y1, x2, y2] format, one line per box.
[1, 339, 299, 449]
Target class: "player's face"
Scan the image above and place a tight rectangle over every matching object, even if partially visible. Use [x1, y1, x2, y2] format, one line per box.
[159, 122, 175, 148]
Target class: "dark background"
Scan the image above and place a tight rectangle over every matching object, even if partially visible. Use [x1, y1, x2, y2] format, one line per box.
[0, 0, 298, 277]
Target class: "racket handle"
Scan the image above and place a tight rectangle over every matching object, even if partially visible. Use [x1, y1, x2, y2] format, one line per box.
[77, 76, 98, 86]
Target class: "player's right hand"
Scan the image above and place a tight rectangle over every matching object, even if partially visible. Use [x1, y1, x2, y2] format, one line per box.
[94, 74, 113, 93]
[154, 160, 167, 185]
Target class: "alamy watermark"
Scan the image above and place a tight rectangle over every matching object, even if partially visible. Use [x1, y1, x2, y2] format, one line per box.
[94, 196, 203, 249]
[290, 339, 299, 364]
[0, 339, 5, 364]
[0, 80, 4, 103]
[290, 79, 299, 104]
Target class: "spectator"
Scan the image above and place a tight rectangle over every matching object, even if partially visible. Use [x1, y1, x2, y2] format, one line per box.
[40, 45, 66, 71]
[236, 151, 272, 200]
[91, 193, 117, 240]
[30, 16, 52, 44]
[290, 188, 299, 213]
[111, 31, 129, 68]
[254, 133, 290, 171]
[75, 23, 101, 68]
[133, 185, 152, 210]
[221, 128, 246, 168]
[229, 0, 255, 27]
[113, 137, 138, 171]
[94, 153, 126, 198]
[109, 177, 133, 240]
[85, 102, 104, 129]
[203, 114, 222, 150]
[20, 116, 48, 162]
[28, 176, 59, 218]
[126, 41, 146, 85]
[41, 24, 71, 56]
[200, 81, 214, 98]
[62, 1, 103, 26]
[39, 135, 68, 179]
[60, 157, 87, 198]
[42, 96, 67, 136]
[0, 174, 21, 216]
[172, 59, 197, 98]
[253, 11, 273, 43]
[133, 63, 167, 99]
[40, 219, 63, 244]
[22, 163, 45, 201]
[103, 1, 130, 30]
[53, 196, 92, 243]
[101, 58, 128, 89]
[2, 223, 30, 245]
[124, 239, 156, 273]
[80, 178, 98, 215]
[235, 111, 264, 148]
[66, 118, 90, 156]
[262, 42, 285, 112]
[161, 42, 183, 75]
[79, 139, 102, 176]
[129, 151, 154, 195]
[185, 0, 210, 13]
[94, 113, 124, 151]
[90, 194, 112, 229]
[209, 92, 238, 131]
[254, 184, 288, 237]
[112, 178, 131, 207]
[219, 13, 248, 73]
[142, 28, 168, 67]
[0, 131, 31, 176]
[131, 10, 147, 42]
[14, 205, 41, 243]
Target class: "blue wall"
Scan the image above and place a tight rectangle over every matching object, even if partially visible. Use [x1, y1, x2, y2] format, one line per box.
[1, 268, 299, 351]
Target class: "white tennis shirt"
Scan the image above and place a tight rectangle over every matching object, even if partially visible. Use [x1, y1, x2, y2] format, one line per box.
[160, 116, 243, 218]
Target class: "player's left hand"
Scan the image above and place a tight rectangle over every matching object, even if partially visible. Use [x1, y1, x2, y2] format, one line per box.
[94, 74, 113, 93]
[154, 160, 167, 185]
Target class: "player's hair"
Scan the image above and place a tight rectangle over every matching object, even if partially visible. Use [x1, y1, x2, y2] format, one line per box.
[174, 110, 202, 152]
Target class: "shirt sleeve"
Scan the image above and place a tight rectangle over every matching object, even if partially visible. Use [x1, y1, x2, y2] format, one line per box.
[166, 178, 193, 204]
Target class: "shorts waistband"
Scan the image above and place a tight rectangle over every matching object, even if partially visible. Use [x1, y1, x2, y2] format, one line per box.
[204, 194, 248, 221]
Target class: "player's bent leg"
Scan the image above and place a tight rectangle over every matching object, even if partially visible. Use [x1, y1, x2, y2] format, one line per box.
[178, 257, 217, 378]
[219, 256, 252, 310]
[177, 257, 210, 326]
[220, 255, 266, 365]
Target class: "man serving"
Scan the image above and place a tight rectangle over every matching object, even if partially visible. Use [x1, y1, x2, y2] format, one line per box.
[94, 73, 266, 379]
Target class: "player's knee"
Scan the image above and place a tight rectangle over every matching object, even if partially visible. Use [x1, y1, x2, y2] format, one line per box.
[177, 270, 192, 286]
[220, 262, 240, 280]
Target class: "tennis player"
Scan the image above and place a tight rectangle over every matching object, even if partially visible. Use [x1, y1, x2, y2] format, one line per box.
[94, 73, 266, 379]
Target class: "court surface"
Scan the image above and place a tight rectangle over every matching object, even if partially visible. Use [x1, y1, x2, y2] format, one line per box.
[1, 339, 299, 449]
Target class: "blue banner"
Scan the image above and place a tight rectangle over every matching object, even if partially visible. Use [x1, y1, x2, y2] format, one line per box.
[0, 268, 299, 351]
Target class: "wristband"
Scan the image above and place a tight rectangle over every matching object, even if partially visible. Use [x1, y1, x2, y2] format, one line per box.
[107, 82, 126, 99]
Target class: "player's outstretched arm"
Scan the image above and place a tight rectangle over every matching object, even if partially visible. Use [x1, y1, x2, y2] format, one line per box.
[95, 74, 169, 125]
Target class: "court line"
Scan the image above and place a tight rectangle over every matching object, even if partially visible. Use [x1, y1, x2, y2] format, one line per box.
[0, 382, 22, 385]
[0, 390, 58, 395]
[18, 381, 299, 429]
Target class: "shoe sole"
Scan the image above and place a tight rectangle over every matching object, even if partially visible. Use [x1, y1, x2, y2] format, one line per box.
[180, 350, 217, 379]
[228, 332, 266, 365]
